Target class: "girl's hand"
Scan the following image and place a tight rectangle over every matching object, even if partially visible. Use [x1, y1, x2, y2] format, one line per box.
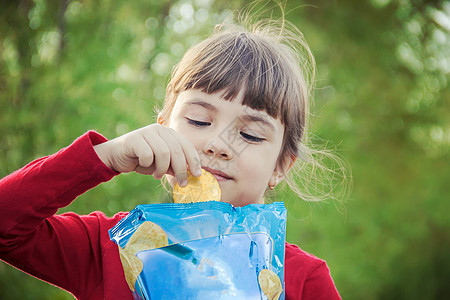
[93, 124, 202, 186]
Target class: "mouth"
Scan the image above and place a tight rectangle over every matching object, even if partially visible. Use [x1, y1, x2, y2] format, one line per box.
[202, 166, 233, 182]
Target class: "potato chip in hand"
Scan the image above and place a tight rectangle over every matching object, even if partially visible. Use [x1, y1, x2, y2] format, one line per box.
[173, 169, 221, 203]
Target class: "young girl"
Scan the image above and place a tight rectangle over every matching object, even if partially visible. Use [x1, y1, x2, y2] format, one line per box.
[0, 15, 341, 300]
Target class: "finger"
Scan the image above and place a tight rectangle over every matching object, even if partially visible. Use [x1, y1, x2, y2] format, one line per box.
[135, 164, 156, 175]
[143, 132, 170, 180]
[169, 130, 202, 177]
[128, 137, 154, 169]
[160, 129, 190, 186]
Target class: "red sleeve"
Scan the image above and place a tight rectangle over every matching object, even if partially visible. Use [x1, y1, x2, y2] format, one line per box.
[301, 262, 341, 300]
[285, 243, 341, 300]
[0, 131, 118, 298]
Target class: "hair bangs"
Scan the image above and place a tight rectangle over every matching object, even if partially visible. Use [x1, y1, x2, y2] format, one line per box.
[175, 32, 292, 123]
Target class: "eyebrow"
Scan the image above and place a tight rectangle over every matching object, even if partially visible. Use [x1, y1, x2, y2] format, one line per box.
[185, 100, 217, 112]
[184, 99, 276, 132]
[241, 114, 276, 132]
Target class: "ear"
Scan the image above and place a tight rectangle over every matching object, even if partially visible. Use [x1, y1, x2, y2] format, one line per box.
[269, 155, 296, 188]
[157, 113, 166, 125]
[268, 170, 284, 189]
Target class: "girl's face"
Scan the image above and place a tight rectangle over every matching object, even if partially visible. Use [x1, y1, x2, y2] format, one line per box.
[167, 89, 286, 206]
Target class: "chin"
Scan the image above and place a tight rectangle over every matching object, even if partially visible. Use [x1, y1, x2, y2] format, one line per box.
[224, 197, 258, 207]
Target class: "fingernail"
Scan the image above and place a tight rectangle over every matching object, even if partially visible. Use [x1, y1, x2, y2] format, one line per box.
[194, 168, 202, 177]
[180, 179, 188, 187]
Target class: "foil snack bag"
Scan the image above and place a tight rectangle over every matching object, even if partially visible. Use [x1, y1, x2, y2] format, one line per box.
[109, 201, 287, 300]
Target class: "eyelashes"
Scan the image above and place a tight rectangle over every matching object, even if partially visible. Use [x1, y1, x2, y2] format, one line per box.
[240, 132, 264, 143]
[186, 118, 211, 127]
[186, 118, 265, 143]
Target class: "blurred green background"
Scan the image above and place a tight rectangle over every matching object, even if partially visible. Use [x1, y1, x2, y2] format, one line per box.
[1, 0, 449, 299]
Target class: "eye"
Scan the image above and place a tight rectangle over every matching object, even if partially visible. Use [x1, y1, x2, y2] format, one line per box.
[240, 131, 264, 143]
[186, 118, 211, 127]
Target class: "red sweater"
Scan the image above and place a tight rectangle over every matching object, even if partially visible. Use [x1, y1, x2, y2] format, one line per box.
[0, 131, 341, 300]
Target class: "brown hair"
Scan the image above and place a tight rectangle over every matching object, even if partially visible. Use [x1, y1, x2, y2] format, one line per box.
[159, 16, 348, 202]
[160, 19, 314, 166]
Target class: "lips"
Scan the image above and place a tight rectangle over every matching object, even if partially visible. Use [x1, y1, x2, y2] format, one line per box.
[202, 166, 233, 182]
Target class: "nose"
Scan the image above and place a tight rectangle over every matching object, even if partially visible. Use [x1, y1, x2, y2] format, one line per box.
[203, 139, 233, 160]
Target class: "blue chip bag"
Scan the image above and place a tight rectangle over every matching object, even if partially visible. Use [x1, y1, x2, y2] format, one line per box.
[109, 201, 287, 299]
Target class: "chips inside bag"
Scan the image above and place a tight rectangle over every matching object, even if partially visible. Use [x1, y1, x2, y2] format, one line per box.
[109, 201, 287, 299]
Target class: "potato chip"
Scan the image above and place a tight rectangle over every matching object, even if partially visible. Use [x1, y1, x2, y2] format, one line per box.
[173, 169, 221, 203]
[258, 269, 283, 300]
[125, 221, 169, 255]
[119, 221, 169, 291]
[118, 246, 143, 292]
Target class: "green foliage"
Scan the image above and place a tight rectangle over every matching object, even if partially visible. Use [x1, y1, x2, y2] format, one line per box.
[1, 0, 449, 299]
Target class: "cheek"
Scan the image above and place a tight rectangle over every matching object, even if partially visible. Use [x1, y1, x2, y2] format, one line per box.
[170, 120, 194, 139]
[238, 148, 278, 178]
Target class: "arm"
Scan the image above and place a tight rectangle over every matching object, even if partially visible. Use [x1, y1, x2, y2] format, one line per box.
[0, 125, 202, 249]
[0, 131, 117, 247]
[0, 125, 201, 297]
[0, 131, 119, 296]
